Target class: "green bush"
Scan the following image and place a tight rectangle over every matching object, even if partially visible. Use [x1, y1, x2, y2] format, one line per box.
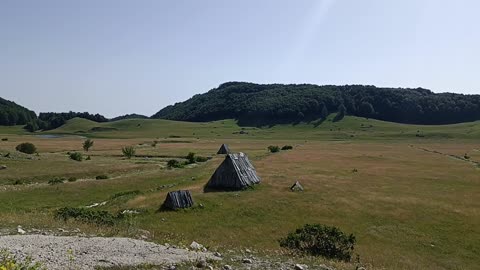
[69, 152, 83, 161]
[67, 177, 77, 182]
[279, 224, 356, 261]
[96, 175, 109, 180]
[268, 145, 280, 153]
[110, 190, 142, 200]
[83, 138, 94, 152]
[1, 249, 44, 270]
[15, 142, 37, 154]
[55, 207, 123, 226]
[122, 146, 136, 159]
[195, 156, 209, 162]
[86, 155, 91, 160]
[167, 159, 183, 168]
[186, 152, 196, 164]
[1, 138, 7, 141]
[48, 177, 65, 185]
[281, 145, 293, 150]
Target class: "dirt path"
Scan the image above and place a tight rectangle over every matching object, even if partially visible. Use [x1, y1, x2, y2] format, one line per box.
[0, 235, 219, 270]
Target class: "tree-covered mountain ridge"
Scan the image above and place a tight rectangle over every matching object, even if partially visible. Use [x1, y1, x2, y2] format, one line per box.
[153, 82, 480, 125]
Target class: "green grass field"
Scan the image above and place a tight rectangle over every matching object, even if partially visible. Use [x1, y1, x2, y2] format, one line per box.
[0, 116, 479, 269]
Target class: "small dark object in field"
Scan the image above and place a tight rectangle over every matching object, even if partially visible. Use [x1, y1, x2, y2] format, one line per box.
[279, 223, 356, 262]
[290, 181, 304, 191]
[186, 152, 196, 164]
[464, 153, 470, 159]
[69, 152, 83, 161]
[86, 155, 91, 160]
[1, 138, 8, 141]
[0, 165, 6, 170]
[96, 175, 109, 180]
[352, 168, 358, 173]
[15, 142, 37, 154]
[161, 190, 194, 210]
[281, 145, 293, 151]
[268, 145, 280, 153]
[67, 177, 77, 182]
[48, 177, 65, 185]
[4, 152, 10, 158]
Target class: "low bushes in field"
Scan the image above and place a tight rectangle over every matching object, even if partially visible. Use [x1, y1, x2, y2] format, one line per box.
[48, 177, 65, 185]
[15, 142, 37, 154]
[279, 223, 356, 262]
[122, 146, 136, 159]
[268, 145, 280, 153]
[281, 145, 293, 150]
[55, 207, 124, 226]
[185, 152, 210, 164]
[1, 138, 8, 141]
[1, 249, 43, 270]
[67, 177, 77, 182]
[69, 152, 83, 161]
[96, 175, 109, 180]
[167, 159, 183, 168]
[110, 190, 142, 200]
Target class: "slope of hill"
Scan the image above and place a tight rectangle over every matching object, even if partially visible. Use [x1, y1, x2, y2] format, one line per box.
[0, 97, 37, 126]
[152, 82, 480, 126]
[110, 113, 148, 122]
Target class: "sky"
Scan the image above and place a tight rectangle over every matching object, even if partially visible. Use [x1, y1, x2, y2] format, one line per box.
[1, 0, 479, 118]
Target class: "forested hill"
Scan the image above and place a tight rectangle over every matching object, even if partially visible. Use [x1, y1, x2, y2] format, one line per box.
[0, 97, 37, 126]
[152, 82, 480, 126]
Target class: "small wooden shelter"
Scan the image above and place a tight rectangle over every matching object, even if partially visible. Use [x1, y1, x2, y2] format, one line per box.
[217, 144, 230, 154]
[162, 190, 194, 210]
[290, 181, 304, 192]
[205, 152, 260, 191]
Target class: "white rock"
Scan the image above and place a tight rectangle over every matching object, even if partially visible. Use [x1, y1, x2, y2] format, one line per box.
[242, 258, 253, 264]
[295, 264, 308, 270]
[222, 265, 233, 270]
[190, 241, 204, 251]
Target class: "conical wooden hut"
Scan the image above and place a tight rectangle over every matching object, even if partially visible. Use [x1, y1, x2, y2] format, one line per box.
[205, 152, 260, 191]
[217, 144, 230, 154]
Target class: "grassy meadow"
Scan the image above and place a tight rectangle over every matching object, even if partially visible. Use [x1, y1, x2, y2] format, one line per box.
[0, 115, 479, 269]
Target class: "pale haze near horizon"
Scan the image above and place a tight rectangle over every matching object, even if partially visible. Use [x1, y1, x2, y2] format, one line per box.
[1, 0, 479, 118]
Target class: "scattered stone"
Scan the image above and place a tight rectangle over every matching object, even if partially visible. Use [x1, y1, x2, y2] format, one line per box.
[242, 258, 253, 264]
[356, 267, 366, 270]
[319, 264, 335, 270]
[168, 265, 177, 270]
[0, 165, 7, 170]
[190, 241, 205, 251]
[295, 264, 308, 270]
[214, 251, 222, 257]
[17, 226, 26, 235]
[207, 266, 214, 270]
[245, 248, 252, 253]
[222, 265, 233, 270]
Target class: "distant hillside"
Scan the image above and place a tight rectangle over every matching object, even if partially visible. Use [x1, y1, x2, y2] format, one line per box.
[0, 97, 37, 126]
[152, 82, 480, 126]
[110, 113, 148, 122]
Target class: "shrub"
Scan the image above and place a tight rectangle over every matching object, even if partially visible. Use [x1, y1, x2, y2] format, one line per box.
[279, 224, 356, 261]
[67, 177, 77, 182]
[1, 138, 7, 141]
[83, 138, 94, 152]
[186, 152, 196, 164]
[167, 159, 183, 168]
[464, 153, 470, 159]
[281, 145, 293, 150]
[48, 177, 65, 185]
[86, 155, 91, 160]
[96, 175, 109, 180]
[110, 190, 142, 200]
[69, 152, 83, 161]
[55, 207, 123, 226]
[122, 146, 136, 159]
[15, 142, 37, 154]
[1, 249, 44, 270]
[195, 156, 209, 162]
[268, 145, 280, 153]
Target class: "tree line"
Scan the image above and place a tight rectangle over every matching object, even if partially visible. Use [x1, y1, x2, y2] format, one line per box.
[153, 82, 480, 126]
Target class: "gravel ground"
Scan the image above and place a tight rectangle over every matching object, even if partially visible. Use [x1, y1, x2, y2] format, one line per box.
[0, 235, 219, 270]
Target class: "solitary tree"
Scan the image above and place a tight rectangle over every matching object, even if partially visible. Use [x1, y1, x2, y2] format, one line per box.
[333, 104, 346, 122]
[320, 105, 329, 119]
[122, 146, 136, 159]
[83, 139, 94, 152]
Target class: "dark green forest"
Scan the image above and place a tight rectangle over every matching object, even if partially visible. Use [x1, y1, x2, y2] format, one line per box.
[153, 82, 480, 126]
[110, 113, 148, 122]
[0, 97, 37, 126]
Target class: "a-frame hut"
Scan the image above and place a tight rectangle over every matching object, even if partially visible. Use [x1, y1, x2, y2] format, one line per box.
[162, 190, 194, 210]
[205, 152, 260, 191]
[290, 181, 304, 192]
[217, 144, 230, 154]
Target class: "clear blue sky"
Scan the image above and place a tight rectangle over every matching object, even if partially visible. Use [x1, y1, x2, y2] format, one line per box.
[1, 0, 479, 117]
